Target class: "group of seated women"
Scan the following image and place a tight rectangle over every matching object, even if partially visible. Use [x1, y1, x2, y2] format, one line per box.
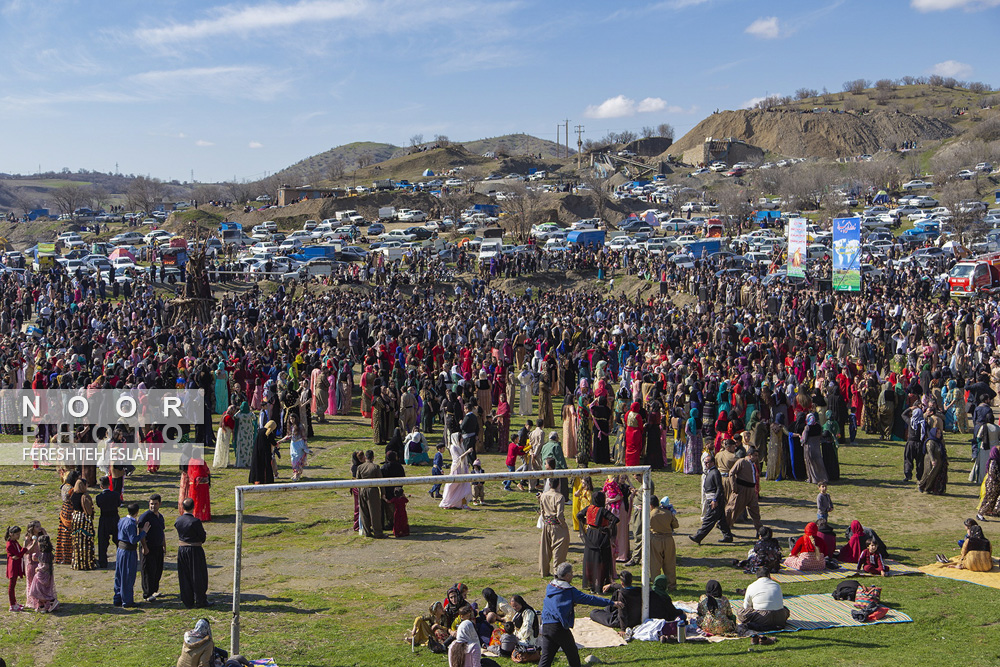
[409, 583, 539, 665]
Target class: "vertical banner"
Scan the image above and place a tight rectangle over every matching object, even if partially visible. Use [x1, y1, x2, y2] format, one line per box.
[786, 217, 807, 277]
[832, 216, 862, 292]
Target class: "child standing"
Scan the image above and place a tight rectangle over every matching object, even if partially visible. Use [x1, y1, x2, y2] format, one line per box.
[471, 459, 486, 506]
[26, 534, 59, 612]
[504, 437, 526, 491]
[429, 443, 445, 499]
[389, 488, 410, 538]
[817, 482, 833, 523]
[6, 525, 26, 612]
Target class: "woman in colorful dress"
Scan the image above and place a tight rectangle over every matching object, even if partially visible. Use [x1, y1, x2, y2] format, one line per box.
[683, 408, 703, 475]
[623, 402, 644, 467]
[213, 361, 229, 415]
[696, 580, 737, 636]
[360, 365, 374, 419]
[232, 401, 257, 468]
[26, 534, 58, 612]
[338, 360, 353, 415]
[577, 491, 618, 593]
[54, 470, 78, 565]
[603, 477, 629, 563]
[213, 406, 236, 470]
[187, 457, 212, 521]
[69, 479, 96, 571]
[574, 396, 592, 467]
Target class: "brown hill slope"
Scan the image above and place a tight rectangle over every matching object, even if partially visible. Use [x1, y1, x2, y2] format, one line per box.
[669, 109, 957, 159]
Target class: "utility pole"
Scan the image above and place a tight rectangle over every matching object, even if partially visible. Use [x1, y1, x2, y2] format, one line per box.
[556, 125, 561, 157]
[564, 119, 570, 159]
[575, 125, 585, 169]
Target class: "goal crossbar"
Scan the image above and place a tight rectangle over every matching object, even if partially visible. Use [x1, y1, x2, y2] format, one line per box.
[231, 465, 653, 654]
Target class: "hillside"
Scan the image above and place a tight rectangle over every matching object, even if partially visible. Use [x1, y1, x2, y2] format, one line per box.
[669, 108, 956, 160]
[272, 141, 400, 184]
[461, 133, 572, 159]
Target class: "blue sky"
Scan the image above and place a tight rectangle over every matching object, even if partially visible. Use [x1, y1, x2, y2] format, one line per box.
[1, 0, 998, 182]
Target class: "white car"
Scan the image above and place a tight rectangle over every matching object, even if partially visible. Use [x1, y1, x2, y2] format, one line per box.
[669, 253, 695, 269]
[279, 239, 303, 251]
[288, 230, 317, 242]
[570, 218, 601, 230]
[144, 230, 172, 244]
[902, 179, 934, 191]
[708, 162, 727, 172]
[544, 238, 568, 252]
[397, 210, 427, 222]
[250, 242, 280, 253]
[110, 232, 145, 245]
[111, 257, 136, 270]
[607, 236, 635, 251]
[957, 169, 977, 180]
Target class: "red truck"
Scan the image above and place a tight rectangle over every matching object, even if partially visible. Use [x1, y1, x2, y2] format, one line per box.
[949, 252, 1000, 296]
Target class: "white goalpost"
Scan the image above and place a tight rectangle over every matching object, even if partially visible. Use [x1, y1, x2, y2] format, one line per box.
[230, 465, 652, 654]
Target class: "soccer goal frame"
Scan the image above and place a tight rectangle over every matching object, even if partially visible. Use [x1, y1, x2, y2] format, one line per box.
[230, 465, 652, 654]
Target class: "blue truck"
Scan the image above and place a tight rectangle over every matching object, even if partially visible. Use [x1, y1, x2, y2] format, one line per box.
[566, 230, 606, 247]
[683, 239, 722, 258]
[290, 244, 340, 262]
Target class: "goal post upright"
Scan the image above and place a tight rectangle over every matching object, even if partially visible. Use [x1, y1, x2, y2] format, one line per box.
[230, 465, 652, 655]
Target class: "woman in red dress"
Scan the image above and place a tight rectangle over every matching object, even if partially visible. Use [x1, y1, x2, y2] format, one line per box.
[624, 402, 644, 466]
[187, 458, 212, 522]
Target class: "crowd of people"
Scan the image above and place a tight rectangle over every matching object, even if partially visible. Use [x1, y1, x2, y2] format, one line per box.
[3, 226, 1000, 667]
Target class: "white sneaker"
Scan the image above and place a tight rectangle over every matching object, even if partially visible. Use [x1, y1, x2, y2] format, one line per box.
[10, 604, 23, 612]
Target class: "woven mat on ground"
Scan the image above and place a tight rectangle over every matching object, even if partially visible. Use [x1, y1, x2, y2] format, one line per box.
[770, 560, 922, 583]
[919, 557, 1000, 589]
[572, 617, 628, 648]
[730, 594, 913, 633]
[249, 661, 278, 667]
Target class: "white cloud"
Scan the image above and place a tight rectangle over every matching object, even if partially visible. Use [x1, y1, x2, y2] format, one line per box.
[585, 95, 679, 119]
[928, 60, 973, 78]
[911, 0, 1000, 11]
[745, 16, 781, 39]
[128, 66, 289, 102]
[637, 97, 668, 113]
[195, 139, 214, 147]
[741, 95, 779, 109]
[135, 0, 366, 45]
[248, 141, 263, 149]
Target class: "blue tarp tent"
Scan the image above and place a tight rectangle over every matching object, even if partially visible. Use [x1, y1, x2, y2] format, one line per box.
[423, 169, 434, 177]
[873, 190, 889, 204]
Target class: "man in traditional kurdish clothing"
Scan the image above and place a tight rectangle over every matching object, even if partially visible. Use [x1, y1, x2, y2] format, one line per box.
[725, 447, 762, 532]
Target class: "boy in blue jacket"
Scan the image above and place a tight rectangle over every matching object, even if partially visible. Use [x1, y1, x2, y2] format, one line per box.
[539, 562, 619, 667]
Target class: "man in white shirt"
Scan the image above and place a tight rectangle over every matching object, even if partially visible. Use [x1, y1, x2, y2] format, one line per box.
[738, 567, 789, 631]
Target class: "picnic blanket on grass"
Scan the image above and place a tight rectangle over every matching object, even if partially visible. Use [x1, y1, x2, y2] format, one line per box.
[919, 557, 1000, 589]
[731, 594, 912, 633]
[771, 559, 923, 583]
[572, 617, 628, 648]
[249, 661, 278, 667]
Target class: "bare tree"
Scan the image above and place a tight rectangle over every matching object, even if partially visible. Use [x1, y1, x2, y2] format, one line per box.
[327, 156, 346, 181]
[842, 79, 870, 94]
[580, 170, 614, 228]
[795, 88, 818, 100]
[191, 184, 223, 204]
[9, 186, 42, 217]
[502, 181, 540, 241]
[223, 180, 253, 206]
[88, 185, 111, 212]
[656, 123, 674, 141]
[641, 126, 655, 139]
[433, 134, 450, 147]
[356, 152, 374, 169]
[874, 79, 895, 92]
[617, 130, 637, 145]
[438, 191, 471, 221]
[409, 133, 424, 148]
[967, 81, 990, 94]
[937, 180, 981, 245]
[125, 176, 165, 213]
[715, 183, 755, 228]
[51, 184, 91, 215]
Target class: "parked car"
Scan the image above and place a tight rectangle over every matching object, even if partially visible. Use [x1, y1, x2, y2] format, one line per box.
[902, 179, 934, 191]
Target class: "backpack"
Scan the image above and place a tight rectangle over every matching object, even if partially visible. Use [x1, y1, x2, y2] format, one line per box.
[855, 585, 882, 607]
[833, 579, 860, 601]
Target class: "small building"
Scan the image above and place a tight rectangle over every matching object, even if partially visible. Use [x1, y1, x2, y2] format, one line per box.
[684, 137, 764, 167]
[277, 185, 339, 207]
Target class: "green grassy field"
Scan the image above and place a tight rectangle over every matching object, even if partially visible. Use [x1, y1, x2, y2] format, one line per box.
[1, 399, 998, 667]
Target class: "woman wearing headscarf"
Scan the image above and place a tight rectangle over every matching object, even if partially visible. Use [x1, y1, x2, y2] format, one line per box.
[249, 421, 278, 485]
[591, 394, 612, 465]
[902, 405, 926, 483]
[69, 479, 96, 571]
[213, 406, 236, 470]
[767, 414, 790, 480]
[338, 359, 353, 415]
[448, 605, 482, 667]
[360, 365, 374, 419]
[213, 361, 229, 415]
[979, 445, 1000, 519]
[623, 402, 644, 467]
[821, 410, 841, 482]
[386, 427, 405, 463]
[696, 580, 737, 636]
[649, 574, 684, 622]
[919, 427, 948, 495]
[573, 395, 592, 466]
[783, 522, 829, 571]
[510, 595, 539, 647]
[232, 402, 257, 469]
[577, 490, 619, 593]
[643, 401, 665, 470]
[683, 408, 703, 475]
[838, 519, 866, 563]
[801, 413, 828, 485]
[176, 618, 224, 667]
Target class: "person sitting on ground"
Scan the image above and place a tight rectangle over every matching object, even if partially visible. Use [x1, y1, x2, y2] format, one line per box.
[940, 519, 994, 572]
[738, 567, 788, 638]
[857, 539, 889, 576]
[403, 426, 431, 465]
[841, 520, 888, 561]
[815, 518, 837, 556]
[481, 587, 513, 624]
[696, 580, 737, 637]
[738, 526, 782, 574]
[448, 604, 484, 667]
[176, 619, 228, 667]
[409, 601, 451, 648]
[648, 574, 685, 623]
[591, 570, 642, 631]
[782, 522, 829, 571]
[510, 595, 539, 647]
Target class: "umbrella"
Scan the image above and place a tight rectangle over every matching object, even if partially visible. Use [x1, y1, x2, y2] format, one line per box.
[109, 247, 135, 262]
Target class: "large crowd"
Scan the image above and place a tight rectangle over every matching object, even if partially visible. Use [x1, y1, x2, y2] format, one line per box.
[2, 238, 1000, 666]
